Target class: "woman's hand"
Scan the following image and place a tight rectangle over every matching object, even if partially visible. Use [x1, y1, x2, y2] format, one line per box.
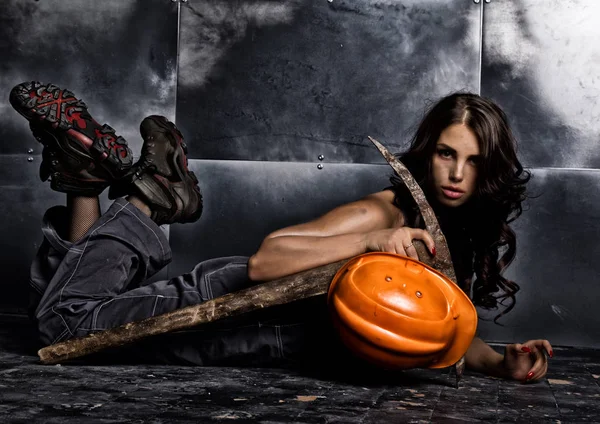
[502, 339, 554, 382]
[364, 227, 436, 260]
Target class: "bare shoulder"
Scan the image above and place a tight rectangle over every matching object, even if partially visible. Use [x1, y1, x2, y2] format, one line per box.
[363, 189, 404, 226]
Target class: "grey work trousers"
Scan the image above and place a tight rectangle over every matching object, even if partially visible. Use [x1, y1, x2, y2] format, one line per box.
[29, 198, 340, 367]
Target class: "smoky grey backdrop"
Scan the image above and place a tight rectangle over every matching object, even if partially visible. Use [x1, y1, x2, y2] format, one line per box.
[0, 0, 598, 348]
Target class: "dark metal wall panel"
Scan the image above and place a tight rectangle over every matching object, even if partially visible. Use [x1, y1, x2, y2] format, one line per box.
[168, 160, 391, 276]
[481, 0, 600, 168]
[176, 0, 481, 163]
[0, 0, 179, 158]
[477, 168, 600, 348]
[0, 156, 63, 313]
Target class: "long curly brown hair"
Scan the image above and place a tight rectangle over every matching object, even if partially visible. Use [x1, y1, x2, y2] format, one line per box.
[389, 92, 530, 322]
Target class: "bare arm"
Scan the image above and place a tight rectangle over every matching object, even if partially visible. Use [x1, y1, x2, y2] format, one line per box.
[465, 337, 507, 378]
[466, 336, 553, 382]
[247, 190, 435, 281]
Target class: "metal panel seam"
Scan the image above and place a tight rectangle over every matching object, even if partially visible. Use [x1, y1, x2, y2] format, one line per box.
[478, 0, 484, 95]
[174, 0, 182, 121]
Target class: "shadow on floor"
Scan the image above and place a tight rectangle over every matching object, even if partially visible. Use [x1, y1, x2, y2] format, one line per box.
[1, 313, 599, 423]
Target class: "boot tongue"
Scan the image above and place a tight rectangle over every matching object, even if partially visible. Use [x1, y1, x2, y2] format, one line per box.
[38, 146, 57, 182]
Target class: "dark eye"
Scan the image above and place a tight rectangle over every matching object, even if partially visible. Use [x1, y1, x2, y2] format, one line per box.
[469, 157, 481, 166]
[438, 149, 452, 158]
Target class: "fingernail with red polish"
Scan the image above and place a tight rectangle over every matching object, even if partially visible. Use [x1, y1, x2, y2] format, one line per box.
[526, 372, 534, 380]
[521, 346, 531, 353]
[432, 247, 436, 256]
[549, 350, 554, 358]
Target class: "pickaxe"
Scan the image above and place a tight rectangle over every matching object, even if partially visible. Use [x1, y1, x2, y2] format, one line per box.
[38, 137, 467, 387]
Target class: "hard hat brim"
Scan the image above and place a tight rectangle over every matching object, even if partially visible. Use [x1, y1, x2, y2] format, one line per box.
[328, 252, 478, 370]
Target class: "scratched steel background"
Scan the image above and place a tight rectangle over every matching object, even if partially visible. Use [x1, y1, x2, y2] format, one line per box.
[1, 0, 600, 350]
[476, 0, 600, 347]
[0, 0, 179, 158]
[480, 0, 600, 169]
[176, 0, 480, 162]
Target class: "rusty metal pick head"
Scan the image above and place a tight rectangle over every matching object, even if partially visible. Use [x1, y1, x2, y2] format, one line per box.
[368, 135, 465, 385]
[368, 136, 457, 283]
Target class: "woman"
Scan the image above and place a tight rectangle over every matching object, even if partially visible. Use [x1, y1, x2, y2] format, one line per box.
[11, 82, 551, 381]
[248, 93, 552, 382]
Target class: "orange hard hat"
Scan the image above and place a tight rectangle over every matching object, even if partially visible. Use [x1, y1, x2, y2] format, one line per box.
[327, 252, 477, 369]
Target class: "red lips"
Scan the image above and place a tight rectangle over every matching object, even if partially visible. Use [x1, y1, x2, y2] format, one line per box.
[441, 186, 465, 200]
[442, 185, 465, 193]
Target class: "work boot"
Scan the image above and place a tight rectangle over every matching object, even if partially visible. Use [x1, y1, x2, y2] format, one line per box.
[10, 81, 133, 195]
[109, 115, 203, 225]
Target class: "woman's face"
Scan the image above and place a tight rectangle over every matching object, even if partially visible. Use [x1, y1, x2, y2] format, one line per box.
[431, 124, 481, 207]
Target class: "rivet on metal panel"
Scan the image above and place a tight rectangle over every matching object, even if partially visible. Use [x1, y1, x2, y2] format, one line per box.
[318, 155, 324, 161]
[473, 0, 480, 3]
[317, 164, 324, 170]
[171, 0, 177, 2]
[27, 148, 34, 154]
[27, 157, 34, 162]
[485, 0, 491, 3]
[327, 0, 333, 3]
[181, 0, 188, 2]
